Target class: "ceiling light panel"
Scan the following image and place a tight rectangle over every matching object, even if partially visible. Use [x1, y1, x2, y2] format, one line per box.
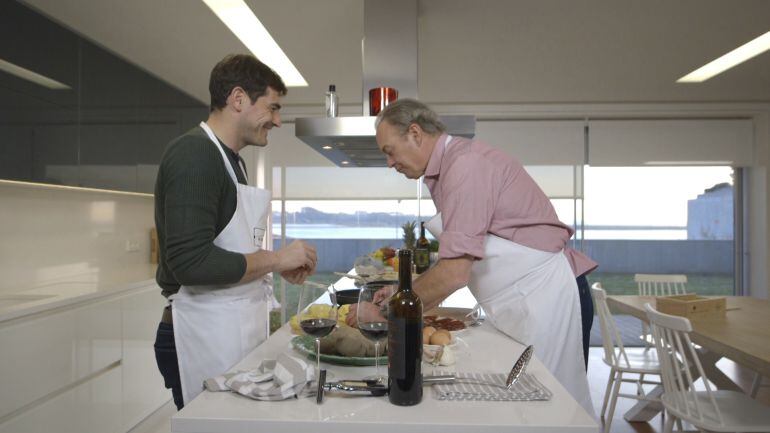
[0, 58, 70, 89]
[201, 0, 307, 87]
[678, 30, 770, 83]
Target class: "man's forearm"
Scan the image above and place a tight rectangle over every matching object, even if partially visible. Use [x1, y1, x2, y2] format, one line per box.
[238, 250, 279, 284]
[413, 256, 473, 311]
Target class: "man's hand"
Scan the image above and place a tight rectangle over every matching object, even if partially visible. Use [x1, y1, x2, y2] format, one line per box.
[275, 240, 317, 273]
[240, 241, 316, 285]
[345, 301, 386, 327]
[373, 285, 396, 304]
[280, 266, 310, 284]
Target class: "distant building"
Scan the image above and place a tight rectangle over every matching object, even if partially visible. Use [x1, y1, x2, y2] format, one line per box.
[687, 183, 733, 240]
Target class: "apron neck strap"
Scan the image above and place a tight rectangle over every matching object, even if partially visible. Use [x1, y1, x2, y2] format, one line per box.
[199, 121, 240, 186]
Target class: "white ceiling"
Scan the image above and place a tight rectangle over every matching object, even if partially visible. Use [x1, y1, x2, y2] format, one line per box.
[21, 0, 770, 108]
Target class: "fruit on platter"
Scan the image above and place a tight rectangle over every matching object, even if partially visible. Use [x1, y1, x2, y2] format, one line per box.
[373, 246, 396, 262]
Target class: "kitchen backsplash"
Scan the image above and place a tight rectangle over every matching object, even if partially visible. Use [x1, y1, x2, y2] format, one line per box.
[0, 181, 155, 295]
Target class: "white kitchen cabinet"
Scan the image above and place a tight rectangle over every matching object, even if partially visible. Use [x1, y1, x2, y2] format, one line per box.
[0, 281, 170, 433]
[0, 364, 122, 433]
[0, 296, 122, 420]
[120, 286, 169, 431]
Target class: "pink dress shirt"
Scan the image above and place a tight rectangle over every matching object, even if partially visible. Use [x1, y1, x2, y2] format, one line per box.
[424, 134, 597, 277]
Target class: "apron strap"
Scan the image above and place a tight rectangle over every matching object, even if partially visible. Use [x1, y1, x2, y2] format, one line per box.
[199, 121, 240, 187]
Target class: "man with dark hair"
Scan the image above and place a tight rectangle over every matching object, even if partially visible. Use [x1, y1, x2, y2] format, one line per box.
[153, 54, 316, 409]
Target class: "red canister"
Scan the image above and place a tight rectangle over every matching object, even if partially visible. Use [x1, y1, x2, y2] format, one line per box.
[369, 87, 398, 116]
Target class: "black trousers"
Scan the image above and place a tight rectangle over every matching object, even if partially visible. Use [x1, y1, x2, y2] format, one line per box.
[154, 321, 184, 410]
[576, 274, 594, 370]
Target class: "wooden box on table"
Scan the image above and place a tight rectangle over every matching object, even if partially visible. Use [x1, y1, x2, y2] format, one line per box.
[655, 294, 726, 318]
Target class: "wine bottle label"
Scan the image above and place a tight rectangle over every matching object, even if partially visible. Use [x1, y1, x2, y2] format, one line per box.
[415, 249, 429, 268]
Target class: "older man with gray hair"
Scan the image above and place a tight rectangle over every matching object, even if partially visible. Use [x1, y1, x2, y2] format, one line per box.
[371, 98, 596, 414]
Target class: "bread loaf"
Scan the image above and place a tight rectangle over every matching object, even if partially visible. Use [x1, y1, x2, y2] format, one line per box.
[318, 323, 387, 357]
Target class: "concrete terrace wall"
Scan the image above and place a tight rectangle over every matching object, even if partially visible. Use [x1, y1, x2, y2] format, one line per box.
[577, 239, 733, 274]
[274, 237, 734, 275]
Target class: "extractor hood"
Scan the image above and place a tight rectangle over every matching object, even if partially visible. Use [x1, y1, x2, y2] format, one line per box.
[294, 0, 475, 167]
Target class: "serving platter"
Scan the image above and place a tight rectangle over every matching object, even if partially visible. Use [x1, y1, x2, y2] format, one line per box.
[291, 335, 387, 366]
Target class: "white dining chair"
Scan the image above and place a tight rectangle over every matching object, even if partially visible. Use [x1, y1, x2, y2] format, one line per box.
[634, 274, 688, 350]
[591, 283, 662, 433]
[644, 303, 770, 433]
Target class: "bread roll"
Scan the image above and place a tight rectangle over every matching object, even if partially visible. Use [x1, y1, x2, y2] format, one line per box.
[423, 326, 436, 343]
[430, 329, 452, 346]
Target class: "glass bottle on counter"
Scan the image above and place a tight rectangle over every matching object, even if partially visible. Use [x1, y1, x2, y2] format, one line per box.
[387, 249, 423, 406]
[415, 221, 430, 274]
[325, 84, 338, 117]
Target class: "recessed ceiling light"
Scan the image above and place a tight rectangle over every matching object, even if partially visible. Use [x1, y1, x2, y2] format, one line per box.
[201, 0, 307, 87]
[677, 30, 770, 83]
[341, 161, 350, 165]
[0, 58, 70, 89]
[322, 145, 332, 150]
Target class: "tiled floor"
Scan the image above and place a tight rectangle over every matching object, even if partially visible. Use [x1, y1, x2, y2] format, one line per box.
[131, 347, 770, 433]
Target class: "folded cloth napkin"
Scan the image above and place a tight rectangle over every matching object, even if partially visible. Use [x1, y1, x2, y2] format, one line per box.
[204, 353, 314, 401]
[432, 371, 552, 401]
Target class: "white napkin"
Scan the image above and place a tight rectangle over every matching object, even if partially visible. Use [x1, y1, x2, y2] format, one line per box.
[204, 353, 314, 401]
[432, 371, 552, 401]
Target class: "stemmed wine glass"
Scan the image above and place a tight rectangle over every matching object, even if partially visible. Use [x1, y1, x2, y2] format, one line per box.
[297, 283, 339, 378]
[357, 282, 396, 383]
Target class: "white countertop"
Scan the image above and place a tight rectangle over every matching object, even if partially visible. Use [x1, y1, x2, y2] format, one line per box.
[172, 296, 597, 433]
[0, 263, 158, 322]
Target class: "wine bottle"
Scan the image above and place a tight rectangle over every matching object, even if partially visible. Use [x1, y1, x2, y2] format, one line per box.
[387, 249, 423, 406]
[325, 84, 338, 117]
[415, 221, 430, 274]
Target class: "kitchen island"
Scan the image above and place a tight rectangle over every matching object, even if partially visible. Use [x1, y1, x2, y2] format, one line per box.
[171, 289, 597, 433]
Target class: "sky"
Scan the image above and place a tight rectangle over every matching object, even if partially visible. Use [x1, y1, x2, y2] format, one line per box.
[582, 166, 733, 227]
[277, 166, 734, 228]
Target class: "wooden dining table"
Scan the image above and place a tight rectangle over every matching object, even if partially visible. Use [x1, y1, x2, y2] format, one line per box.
[606, 295, 770, 422]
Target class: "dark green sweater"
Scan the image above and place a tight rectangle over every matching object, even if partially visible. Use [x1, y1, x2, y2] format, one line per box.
[154, 126, 247, 297]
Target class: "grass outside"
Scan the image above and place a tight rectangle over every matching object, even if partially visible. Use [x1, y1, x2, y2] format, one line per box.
[588, 272, 734, 296]
[589, 272, 734, 316]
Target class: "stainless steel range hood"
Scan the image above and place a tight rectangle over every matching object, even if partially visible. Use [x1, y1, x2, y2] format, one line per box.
[294, 0, 475, 167]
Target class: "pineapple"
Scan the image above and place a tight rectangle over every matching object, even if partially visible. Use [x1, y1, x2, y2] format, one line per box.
[401, 220, 417, 250]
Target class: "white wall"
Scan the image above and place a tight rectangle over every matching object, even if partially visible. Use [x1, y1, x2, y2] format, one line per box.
[0, 181, 154, 294]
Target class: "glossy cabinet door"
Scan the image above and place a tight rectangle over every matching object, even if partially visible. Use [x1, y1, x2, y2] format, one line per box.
[0, 365, 122, 433]
[0, 297, 122, 420]
[120, 286, 169, 431]
[0, 284, 170, 433]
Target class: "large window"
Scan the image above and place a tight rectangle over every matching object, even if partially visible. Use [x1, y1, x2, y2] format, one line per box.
[584, 166, 735, 295]
[269, 198, 437, 331]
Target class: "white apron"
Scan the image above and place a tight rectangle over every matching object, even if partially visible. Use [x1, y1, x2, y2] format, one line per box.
[170, 121, 275, 405]
[425, 213, 594, 415]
